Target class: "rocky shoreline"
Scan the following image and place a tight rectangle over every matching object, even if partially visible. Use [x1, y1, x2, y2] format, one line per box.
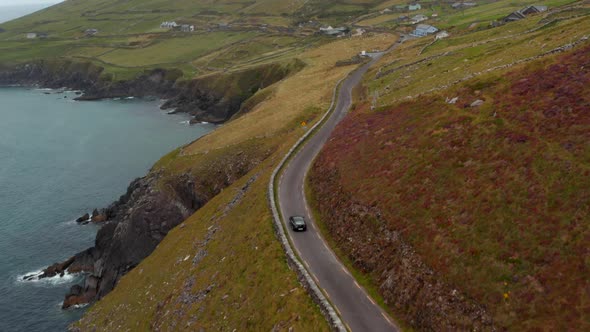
[0, 59, 303, 124]
[3, 58, 287, 309]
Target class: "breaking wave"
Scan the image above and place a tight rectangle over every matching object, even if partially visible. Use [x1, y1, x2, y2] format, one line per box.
[16, 269, 79, 286]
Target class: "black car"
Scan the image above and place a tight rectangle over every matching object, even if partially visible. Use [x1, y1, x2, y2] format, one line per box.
[289, 216, 307, 231]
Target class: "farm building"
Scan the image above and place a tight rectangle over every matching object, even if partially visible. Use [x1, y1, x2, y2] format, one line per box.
[319, 26, 349, 36]
[408, 3, 422, 11]
[160, 21, 178, 28]
[180, 24, 195, 32]
[435, 31, 450, 39]
[411, 14, 428, 24]
[84, 29, 98, 36]
[503, 5, 548, 23]
[412, 24, 438, 36]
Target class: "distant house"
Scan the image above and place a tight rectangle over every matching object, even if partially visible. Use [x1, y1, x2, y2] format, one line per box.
[435, 31, 450, 40]
[503, 11, 526, 22]
[26, 32, 37, 39]
[451, 2, 478, 9]
[395, 5, 407, 11]
[412, 24, 438, 36]
[408, 3, 422, 11]
[84, 29, 98, 36]
[352, 28, 366, 37]
[380, 8, 392, 14]
[411, 14, 428, 24]
[160, 21, 178, 29]
[521, 5, 548, 15]
[180, 24, 195, 32]
[319, 26, 349, 36]
[503, 5, 547, 23]
[396, 15, 410, 23]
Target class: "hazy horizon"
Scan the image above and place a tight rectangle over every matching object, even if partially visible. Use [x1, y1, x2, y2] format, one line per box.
[0, 0, 62, 6]
[0, 1, 62, 23]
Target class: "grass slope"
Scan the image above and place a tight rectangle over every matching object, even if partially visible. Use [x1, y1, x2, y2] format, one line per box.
[72, 34, 397, 330]
[309, 38, 590, 331]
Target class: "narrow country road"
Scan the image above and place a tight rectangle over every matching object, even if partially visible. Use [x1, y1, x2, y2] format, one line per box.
[277, 39, 405, 331]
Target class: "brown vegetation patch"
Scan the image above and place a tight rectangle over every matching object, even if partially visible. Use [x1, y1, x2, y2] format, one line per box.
[309, 44, 590, 331]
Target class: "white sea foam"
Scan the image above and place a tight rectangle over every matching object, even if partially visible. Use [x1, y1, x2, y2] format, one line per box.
[180, 120, 190, 125]
[71, 303, 89, 309]
[125, 96, 135, 100]
[17, 269, 79, 286]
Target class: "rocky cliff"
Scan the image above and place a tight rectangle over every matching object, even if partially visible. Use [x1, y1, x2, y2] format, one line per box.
[0, 59, 303, 123]
[24, 120, 272, 309]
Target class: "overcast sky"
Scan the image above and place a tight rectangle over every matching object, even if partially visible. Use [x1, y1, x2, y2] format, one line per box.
[0, 0, 63, 7]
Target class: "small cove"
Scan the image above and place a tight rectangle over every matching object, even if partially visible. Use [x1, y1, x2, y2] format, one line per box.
[0, 87, 214, 331]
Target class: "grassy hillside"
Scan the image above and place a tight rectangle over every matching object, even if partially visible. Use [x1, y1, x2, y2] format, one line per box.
[3, 0, 589, 330]
[309, 16, 590, 332]
[0, 0, 395, 79]
[72, 33, 397, 330]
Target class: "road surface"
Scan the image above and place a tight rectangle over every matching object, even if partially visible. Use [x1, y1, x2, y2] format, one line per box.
[277, 42, 403, 331]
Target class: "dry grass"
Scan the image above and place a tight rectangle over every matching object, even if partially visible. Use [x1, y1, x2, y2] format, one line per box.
[183, 33, 398, 155]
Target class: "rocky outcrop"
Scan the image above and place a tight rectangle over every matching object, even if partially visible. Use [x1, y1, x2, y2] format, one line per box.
[56, 173, 197, 308]
[37, 140, 269, 309]
[76, 213, 90, 223]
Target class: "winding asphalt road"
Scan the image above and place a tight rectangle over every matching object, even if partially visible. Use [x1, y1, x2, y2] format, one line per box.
[277, 40, 405, 331]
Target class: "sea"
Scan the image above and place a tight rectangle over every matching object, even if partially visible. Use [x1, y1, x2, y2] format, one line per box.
[0, 87, 215, 331]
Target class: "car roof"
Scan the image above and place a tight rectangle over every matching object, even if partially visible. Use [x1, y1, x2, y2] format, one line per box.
[291, 216, 305, 220]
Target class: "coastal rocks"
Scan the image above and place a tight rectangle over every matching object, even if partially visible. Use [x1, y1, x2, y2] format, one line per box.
[76, 213, 90, 223]
[41, 142, 267, 309]
[22, 256, 75, 281]
[55, 173, 193, 307]
[62, 282, 96, 309]
[0, 58, 304, 124]
[91, 209, 107, 223]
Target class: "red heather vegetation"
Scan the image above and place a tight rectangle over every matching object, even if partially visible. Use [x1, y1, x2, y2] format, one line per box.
[309, 44, 590, 330]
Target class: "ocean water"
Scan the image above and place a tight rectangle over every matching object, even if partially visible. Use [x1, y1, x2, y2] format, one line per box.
[0, 87, 214, 331]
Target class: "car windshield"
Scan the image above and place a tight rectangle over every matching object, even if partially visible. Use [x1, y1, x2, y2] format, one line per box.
[293, 217, 305, 225]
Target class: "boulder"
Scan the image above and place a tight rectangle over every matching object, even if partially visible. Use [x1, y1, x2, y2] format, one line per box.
[62, 284, 95, 309]
[39, 256, 75, 278]
[91, 209, 107, 223]
[76, 213, 90, 223]
[470, 99, 484, 107]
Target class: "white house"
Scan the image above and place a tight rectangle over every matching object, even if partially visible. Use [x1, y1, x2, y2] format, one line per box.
[411, 14, 428, 24]
[160, 21, 178, 29]
[408, 3, 422, 11]
[26, 33, 37, 39]
[435, 31, 450, 40]
[412, 24, 438, 36]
